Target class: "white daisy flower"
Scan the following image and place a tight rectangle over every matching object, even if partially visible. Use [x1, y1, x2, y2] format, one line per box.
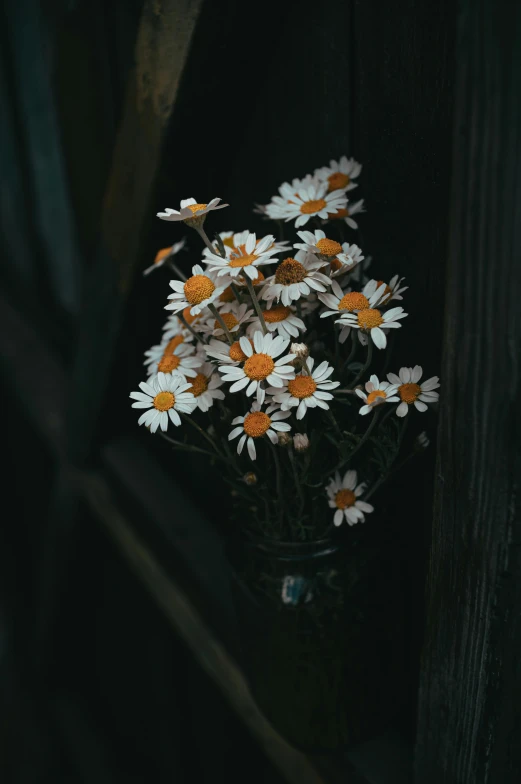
[386, 366, 440, 417]
[143, 342, 167, 371]
[318, 278, 385, 319]
[335, 304, 408, 349]
[315, 156, 362, 193]
[275, 179, 348, 228]
[199, 302, 253, 338]
[205, 337, 254, 366]
[294, 230, 364, 277]
[326, 470, 374, 527]
[157, 197, 228, 226]
[363, 275, 408, 305]
[185, 361, 225, 412]
[328, 243, 365, 278]
[204, 231, 281, 281]
[355, 374, 400, 415]
[165, 264, 230, 316]
[264, 175, 317, 221]
[204, 229, 290, 260]
[143, 237, 187, 276]
[130, 372, 197, 433]
[260, 251, 331, 307]
[247, 303, 305, 340]
[268, 358, 340, 420]
[147, 342, 200, 378]
[218, 332, 295, 405]
[324, 198, 365, 229]
[228, 401, 291, 461]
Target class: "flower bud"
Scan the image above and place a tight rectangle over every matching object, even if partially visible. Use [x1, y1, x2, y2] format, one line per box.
[243, 471, 258, 485]
[277, 432, 292, 447]
[414, 431, 430, 451]
[293, 433, 310, 452]
[290, 342, 309, 360]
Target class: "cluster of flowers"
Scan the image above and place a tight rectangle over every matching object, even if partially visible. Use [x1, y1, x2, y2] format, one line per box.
[131, 157, 439, 534]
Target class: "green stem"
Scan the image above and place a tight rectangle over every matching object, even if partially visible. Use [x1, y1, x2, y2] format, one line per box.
[364, 416, 409, 501]
[231, 282, 243, 303]
[195, 225, 216, 254]
[168, 260, 187, 281]
[159, 431, 221, 461]
[177, 312, 206, 346]
[321, 408, 381, 481]
[348, 338, 373, 388]
[241, 271, 268, 334]
[341, 331, 358, 373]
[208, 303, 234, 345]
[180, 412, 223, 454]
[270, 441, 284, 528]
[288, 448, 306, 520]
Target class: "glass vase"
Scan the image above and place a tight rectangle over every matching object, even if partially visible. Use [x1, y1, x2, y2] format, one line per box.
[228, 534, 406, 753]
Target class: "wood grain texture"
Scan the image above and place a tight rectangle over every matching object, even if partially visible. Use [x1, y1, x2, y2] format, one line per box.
[414, 1, 521, 781]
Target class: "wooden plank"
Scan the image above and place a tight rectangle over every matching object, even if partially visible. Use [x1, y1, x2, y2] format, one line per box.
[69, 0, 204, 461]
[414, 1, 521, 781]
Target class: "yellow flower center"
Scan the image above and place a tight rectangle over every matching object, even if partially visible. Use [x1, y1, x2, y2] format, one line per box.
[153, 391, 175, 411]
[215, 312, 239, 331]
[229, 253, 257, 268]
[327, 172, 350, 191]
[262, 305, 291, 323]
[188, 373, 209, 397]
[338, 292, 370, 311]
[367, 389, 387, 405]
[186, 203, 207, 215]
[222, 236, 235, 248]
[357, 308, 383, 329]
[316, 238, 342, 257]
[244, 353, 275, 381]
[219, 286, 236, 303]
[179, 306, 199, 325]
[328, 207, 349, 220]
[300, 198, 327, 215]
[184, 274, 215, 305]
[243, 411, 271, 438]
[229, 339, 252, 362]
[154, 247, 171, 264]
[287, 375, 317, 399]
[157, 354, 181, 373]
[275, 258, 307, 285]
[335, 488, 356, 510]
[399, 383, 421, 404]
[164, 335, 184, 354]
[330, 258, 343, 272]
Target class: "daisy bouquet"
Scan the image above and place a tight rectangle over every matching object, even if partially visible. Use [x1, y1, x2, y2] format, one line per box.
[132, 159, 439, 542]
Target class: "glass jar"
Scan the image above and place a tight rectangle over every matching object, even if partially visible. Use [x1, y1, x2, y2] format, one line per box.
[228, 535, 406, 753]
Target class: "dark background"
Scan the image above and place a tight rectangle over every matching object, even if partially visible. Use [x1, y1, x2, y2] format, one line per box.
[1, 1, 519, 783]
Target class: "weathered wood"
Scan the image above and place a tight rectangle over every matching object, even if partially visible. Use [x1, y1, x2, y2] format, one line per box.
[414, 1, 521, 781]
[69, 0, 204, 461]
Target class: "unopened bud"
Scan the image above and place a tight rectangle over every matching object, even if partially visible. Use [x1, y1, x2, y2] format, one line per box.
[414, 431, 430, 451]
[293, 433, 310, 452]
[243, 471, 257, 486]
[277, 432, 292, 447]
[290, 342, 309, 360]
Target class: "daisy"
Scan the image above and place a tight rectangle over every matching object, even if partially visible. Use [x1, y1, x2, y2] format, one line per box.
[269, 358, 340, 420]
[294, 230, 364, 276]
[205, 337, 254, 365]
[328, 244, 365, 278]
[363, 275, 408, 305]
[335, 304, 408, 349]
[318, 278, 385, 319]
[228, 401, 291, 460]
[204, 231, 281, 281]
[166, 265, 230, 316]
[315, 156, 362, 193]
[204, 230, 290, 260]
[326, 470, 374, 527]
[386, 366, 440, 417]
[143, 237, 186, 276]
[260, 251, 331, 307]
[157, 197, 228, 226]
[185, 362, 225, 412]
[277, 179, 348, 228]
[218, 332, 295, 404]
[247, 303, 305, 340]
[130, 372, 197, 433]
[161, 316, 194, 344]
[325, 198, 365, 229]
[143, 342, 167, 371]
[264, 175, 316, 221]
[147, 342, 200, 378]
[355, 375, 400, 415]
[199, 302, 253, 338]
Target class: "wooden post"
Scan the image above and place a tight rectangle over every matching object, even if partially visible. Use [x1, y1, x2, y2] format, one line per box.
[414, 1, 521, 781]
